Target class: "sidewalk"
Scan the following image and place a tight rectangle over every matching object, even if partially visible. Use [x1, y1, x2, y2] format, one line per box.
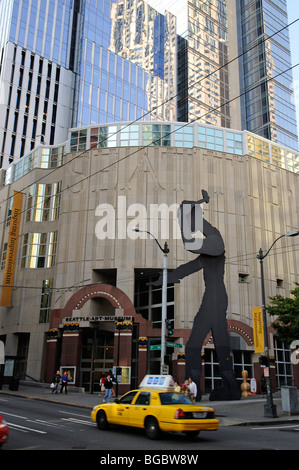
[1, 381, 299, 427]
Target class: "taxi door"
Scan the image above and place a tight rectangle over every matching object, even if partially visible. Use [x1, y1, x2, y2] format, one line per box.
[110, 391, 138, 425]
[130, 391, 152, 427]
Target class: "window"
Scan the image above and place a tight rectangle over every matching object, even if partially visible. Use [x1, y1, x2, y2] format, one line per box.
[142, 124, 171, 146]
[134, 270, 174, 329]
[118, 391, 138, 404]
[21, 232, 57, 268]
[204, 336, 253, 393]
[226, 132, 243, 155]
[1, 243, 7, 270]
[41, 146, 64, 168]
[159, 392, 192, 405]
[97, 126, 117, 148]
[274, 338, 293, 387]
[135, 392, 151, 405]
[6, 197, 13, 226]
[70, 129, 87, 152]
[26, 182, 61, 222]
[198, 126, 225, 152]
[39, 279, 53, 323]
[175, 126, 193, 148]
[204, 349, 221, 393]
[120, 124, 139, 146]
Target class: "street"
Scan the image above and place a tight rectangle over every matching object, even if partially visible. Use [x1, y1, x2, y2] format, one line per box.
[0, 395, 298, 454]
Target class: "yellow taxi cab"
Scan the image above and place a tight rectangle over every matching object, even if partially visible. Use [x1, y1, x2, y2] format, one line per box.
[91, 375, 219, 439]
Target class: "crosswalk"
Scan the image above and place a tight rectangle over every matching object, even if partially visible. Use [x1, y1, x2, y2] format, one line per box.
[1, 409, 93, 435]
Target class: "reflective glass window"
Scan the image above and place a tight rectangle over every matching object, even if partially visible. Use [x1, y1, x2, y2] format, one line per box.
[21, 232, 57, 269]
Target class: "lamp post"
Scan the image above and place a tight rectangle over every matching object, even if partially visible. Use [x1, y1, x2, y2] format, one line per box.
[133, 227, 169, 374]
[257, 229, 299, 418]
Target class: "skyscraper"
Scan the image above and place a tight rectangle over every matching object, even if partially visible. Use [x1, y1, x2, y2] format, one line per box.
[0, 0, 297, 169]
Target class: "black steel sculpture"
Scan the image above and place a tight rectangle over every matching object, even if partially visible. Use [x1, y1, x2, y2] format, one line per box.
[151, 190, 241, 401]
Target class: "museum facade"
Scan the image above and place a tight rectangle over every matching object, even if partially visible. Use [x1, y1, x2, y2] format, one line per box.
[0, 121, 298, 395]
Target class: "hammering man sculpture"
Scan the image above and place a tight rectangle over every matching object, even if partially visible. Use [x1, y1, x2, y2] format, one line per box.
[152, 190, 241, 401]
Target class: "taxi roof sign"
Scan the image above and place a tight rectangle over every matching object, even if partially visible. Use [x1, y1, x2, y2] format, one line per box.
[139, 375, 175, 390]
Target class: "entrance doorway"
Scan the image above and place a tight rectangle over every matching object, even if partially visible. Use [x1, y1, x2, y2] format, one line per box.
[80, 329, 114, 392]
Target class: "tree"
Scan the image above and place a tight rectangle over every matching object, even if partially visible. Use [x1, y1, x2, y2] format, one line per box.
[267, 283, 299, 345]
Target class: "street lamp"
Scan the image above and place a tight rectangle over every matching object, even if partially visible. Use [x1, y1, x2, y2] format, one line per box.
[133, 227, 169, 374]
[257, 229, 299, 418]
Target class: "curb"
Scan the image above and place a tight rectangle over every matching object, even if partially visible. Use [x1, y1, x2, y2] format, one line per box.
[0, 390, 94, 410]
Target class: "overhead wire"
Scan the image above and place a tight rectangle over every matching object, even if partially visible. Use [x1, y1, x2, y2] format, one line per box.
[0, 16, 298, 228]
[0, 14, 298, 297]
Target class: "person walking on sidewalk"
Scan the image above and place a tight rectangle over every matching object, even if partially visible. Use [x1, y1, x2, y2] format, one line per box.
[52, 370, 61, 394]
[60, 371, 68, 394]
[188, 377, 197, 403]
[103, 374, 113, 403]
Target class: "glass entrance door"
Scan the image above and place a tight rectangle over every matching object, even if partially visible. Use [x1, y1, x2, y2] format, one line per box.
[80, 329, 114, 392]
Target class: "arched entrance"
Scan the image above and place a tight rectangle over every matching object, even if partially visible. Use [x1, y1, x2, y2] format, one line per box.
[44, 283, 159, 392]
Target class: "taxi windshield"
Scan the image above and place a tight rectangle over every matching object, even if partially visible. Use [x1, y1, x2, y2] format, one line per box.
[159, 392, 193, 405]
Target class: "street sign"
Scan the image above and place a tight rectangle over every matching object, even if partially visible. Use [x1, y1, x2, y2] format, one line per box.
[166, 342, 182, 348]
[150, 342, 182, 350]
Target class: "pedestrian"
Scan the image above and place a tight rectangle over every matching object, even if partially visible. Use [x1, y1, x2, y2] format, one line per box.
[188, 377, 197, 402]
[103, 374, 113, 402]
[99, 373, 106, 398]
[261, 375, 267, 397]
[52, 370, 61, 394]
[60, 370, 68, 394]
[174, 380, 181, 393]
[181, 380, 190, 396]
[109, 369, 116, 397]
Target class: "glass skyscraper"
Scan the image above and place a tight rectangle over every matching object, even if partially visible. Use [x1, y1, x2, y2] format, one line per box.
[0, 0, 297, 168]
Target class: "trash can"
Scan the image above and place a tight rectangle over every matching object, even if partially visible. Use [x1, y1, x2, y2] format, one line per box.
[9, 375, 19, 391]
[281, 386, 299, 416]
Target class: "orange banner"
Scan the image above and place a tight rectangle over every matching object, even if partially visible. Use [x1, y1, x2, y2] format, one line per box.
[252, 307, 264, 353]
[0, 191, 24, 306]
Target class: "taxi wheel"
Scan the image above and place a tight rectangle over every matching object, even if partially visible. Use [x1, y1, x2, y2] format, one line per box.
[145, 417, 161, 440]
[96, 410, 109, 430]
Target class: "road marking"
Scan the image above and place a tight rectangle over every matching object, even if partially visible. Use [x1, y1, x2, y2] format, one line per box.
[252, 424, 299, 430]
[7, 422, 47, 434]
[0, 411, 28, 419]
[61, 417, 94, 426]
[59, 410, 90, 418]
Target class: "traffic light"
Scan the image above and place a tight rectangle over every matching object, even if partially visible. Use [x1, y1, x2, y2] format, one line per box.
[166, 319, 173, 336]
[259, 355, 269, 366]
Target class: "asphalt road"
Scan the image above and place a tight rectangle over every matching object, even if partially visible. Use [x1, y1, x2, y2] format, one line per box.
[0, 395, 298, 455]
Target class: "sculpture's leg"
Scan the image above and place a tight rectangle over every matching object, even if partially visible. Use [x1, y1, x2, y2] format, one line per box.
[209, 326, 241, 401]
[185, 312, 211, 401]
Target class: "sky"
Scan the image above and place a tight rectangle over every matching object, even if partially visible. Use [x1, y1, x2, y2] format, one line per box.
[287, 0, 299, 138]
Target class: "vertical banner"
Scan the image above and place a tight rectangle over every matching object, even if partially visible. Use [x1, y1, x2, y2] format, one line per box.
[0, 191, 24, 307]
[252, 307, 264, 353]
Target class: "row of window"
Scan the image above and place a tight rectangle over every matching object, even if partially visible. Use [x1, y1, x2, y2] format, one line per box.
[70, 123, 244, 155]
[3, 119, 298, 189]
[2, 181, 61, 276]
[1, 44, 60, 166]
[202, 338, 293, 392]
[70, 122, 298, 173]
